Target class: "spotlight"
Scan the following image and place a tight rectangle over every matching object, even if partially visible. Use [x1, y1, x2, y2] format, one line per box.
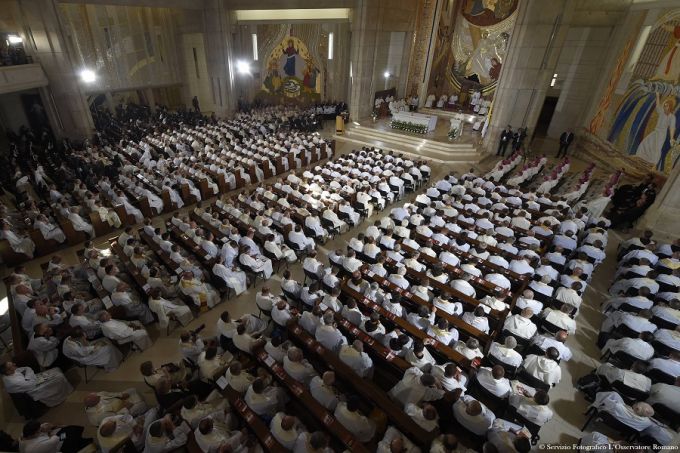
[237, 60, 251, 75]
[80, 69, 96, 83]
[7, 35, 22, 44]
[383, 71, 390, 79]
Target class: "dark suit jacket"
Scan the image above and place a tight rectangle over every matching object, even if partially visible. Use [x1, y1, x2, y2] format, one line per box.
[560, 132, 574, 145]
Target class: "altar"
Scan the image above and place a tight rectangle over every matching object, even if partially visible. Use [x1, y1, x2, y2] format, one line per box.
[391, 111, 438, 132]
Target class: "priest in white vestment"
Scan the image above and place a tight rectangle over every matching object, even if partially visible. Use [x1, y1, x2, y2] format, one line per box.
[1, 361, 73, 407]
[148, 288, 193, 328]
[100, 311, 152, 350]
[63, 329, 123, 371]
[212, 263, 248, 296]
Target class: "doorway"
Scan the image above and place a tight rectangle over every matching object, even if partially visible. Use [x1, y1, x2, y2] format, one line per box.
[534, 96, 558, 137]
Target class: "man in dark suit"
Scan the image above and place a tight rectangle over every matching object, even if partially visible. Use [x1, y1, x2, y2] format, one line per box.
[558, 130, 574, 157]
[497, 125, 513, 156]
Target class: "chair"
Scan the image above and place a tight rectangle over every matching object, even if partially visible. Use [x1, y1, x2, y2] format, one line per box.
[357, 251, 376, 265]
[610, 380, 649, 403]
[320, 218, 340, 238]
[505, 406, 542, 445]
[303, 269, 321, 286]
[286, 239, 308, 259]
[601, 349, 644, 370]
[650, 340, 674, 358]
[516, 368, 551, 392]
[8, 392, 48, 420]
[353, 203, 368, 219]
[263, 248, 285, 273]
[581, 407, 640, 442]
[303, 226, 323, 243]
[76, 363, 102, 384]
[466, 375, 509, 415]
[646, 367, 676, 385]
[651, 403, 680, 430]
[482, 354, 519, 379]
[282, 289, 302, 309]
[257, 307, 272, 320]
[498, 329, 531, 354]
[322, 281, 337, 294]
[539, 318, 562, 336]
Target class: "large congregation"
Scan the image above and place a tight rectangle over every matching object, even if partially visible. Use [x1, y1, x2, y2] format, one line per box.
[0, 103, 678, 453]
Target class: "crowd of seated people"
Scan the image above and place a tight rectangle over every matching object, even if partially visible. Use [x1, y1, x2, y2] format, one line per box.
[155, 147, 429, 302]
[313, 170, 615, 448]
[576, 232, 679, 448]
[0, 144, 426, 448]
[0, 104, 336, 265]
[65, 169, 621, 452]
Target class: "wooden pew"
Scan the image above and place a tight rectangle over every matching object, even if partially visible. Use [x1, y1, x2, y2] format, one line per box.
[411, 231, 526, 285]
[399, 241, 510, 299]
[287, 322, 435, 446]
[28, 229, 61, 257]
[57, 216, 89, 246]
[138, 229, 185, 278]
[252, 348, 370, 453]
[3, 277, 26, 353]
[216, 385, 287, 453]
[110, 241, 151, 298]
[360, 268, 491, 347]
[340, 282, 472, 372]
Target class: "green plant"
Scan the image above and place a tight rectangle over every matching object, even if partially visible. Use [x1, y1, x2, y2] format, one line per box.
[389, 120, 427, 134]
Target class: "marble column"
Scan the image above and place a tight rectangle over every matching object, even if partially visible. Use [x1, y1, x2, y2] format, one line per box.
[145, 88, 157, 114]
[482, 0, 575, 153]
[639, 165, 680, 240]
[18, 0, 95, 140]
[201, 0, 236, 117]
[349, 0, 419, 120]
[348, 0, 380, 120]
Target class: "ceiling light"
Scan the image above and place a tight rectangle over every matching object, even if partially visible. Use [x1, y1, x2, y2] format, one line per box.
[80, 69, 96, 83]
[237, 60, 251, 74]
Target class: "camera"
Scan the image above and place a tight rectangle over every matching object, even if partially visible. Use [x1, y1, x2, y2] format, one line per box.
[190, 323, 206, 337]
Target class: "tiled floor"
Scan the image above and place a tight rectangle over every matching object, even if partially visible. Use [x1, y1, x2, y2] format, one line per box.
[0, 123, 662, 449]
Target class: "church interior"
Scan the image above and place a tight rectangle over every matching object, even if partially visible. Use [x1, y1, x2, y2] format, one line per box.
[0, 0, 679, 452]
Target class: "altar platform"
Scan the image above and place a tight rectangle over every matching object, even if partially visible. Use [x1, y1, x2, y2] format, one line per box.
[333, 112, 485, 163]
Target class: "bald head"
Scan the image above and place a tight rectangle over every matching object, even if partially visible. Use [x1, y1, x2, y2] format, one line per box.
[322, 371, 335, 386]
[287, 347, 303, 362]
[465, 400, 482, 416]
[84, 393, 101, 407]
[281, 415, 295, 431]
[99, 420, 117, 437]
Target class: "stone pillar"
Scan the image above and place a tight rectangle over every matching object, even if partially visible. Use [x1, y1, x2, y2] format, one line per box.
[18, 0, 94, 140]
[349, 0, 380, 120]
[201, 0, 236, 117]
[639, 165, 680, 240]
[482, 0, 575, 153]
[145, 88, 157, 114]
[349, 0, 419, 121]
[404, 0, 441, 104]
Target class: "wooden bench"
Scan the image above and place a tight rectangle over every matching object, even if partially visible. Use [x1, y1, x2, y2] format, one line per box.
[287, 322, 435, 446]
[253, 348, 370, 452]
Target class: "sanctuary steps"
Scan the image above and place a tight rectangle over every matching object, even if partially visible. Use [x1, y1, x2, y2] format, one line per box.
[335, 124, 481, 164]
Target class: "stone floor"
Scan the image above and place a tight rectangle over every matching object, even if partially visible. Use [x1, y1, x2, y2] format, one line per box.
[0, 122, 664, 449]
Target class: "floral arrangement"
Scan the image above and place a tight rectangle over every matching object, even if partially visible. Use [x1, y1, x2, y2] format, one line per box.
[390, 120, 427, 134]
[448, 128, 459, 140]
